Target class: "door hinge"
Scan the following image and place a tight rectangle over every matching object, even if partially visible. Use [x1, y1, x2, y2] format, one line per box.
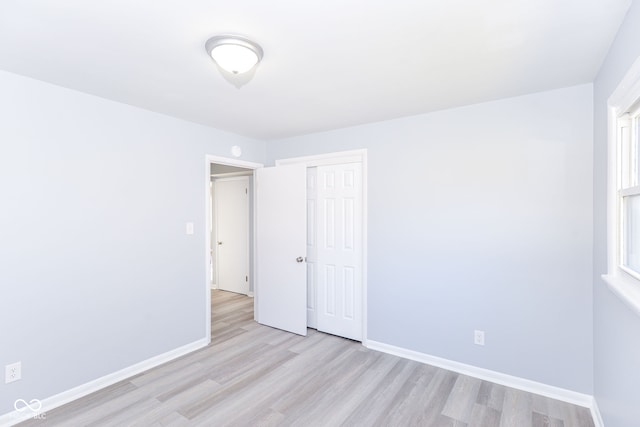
[245, 188, 248, 194]
[246, 276, 248, 282]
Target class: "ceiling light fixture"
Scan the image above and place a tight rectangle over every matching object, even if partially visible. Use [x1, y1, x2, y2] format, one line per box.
[205, 35, 263, 75]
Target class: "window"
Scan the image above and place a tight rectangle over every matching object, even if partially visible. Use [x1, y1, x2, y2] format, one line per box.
[619, 108, 640, 278]
[604, 56, 640, 315]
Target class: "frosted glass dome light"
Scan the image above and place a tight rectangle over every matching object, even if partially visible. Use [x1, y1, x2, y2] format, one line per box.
[205, 35, 263, 74]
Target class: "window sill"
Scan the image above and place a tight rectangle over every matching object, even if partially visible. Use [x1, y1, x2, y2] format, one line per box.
[602, 273, 640, 317]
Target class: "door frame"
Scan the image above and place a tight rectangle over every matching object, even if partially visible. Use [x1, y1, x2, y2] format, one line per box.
[275, 149, 368, 345]
[205, 155, 263, 344]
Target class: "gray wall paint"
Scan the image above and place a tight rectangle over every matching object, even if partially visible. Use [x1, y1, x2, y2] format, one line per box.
[593, 2, 640, 426]
[0, 70, 265, 415]
[267, 84, 594, 394]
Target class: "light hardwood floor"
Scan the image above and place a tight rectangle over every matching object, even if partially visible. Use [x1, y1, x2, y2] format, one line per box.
[18, 290, 595, 426]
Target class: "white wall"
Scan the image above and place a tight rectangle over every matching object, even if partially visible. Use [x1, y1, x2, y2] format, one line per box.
[0, 70, 265, 415]
[267, 84, 594, 394]
[593, 2, 640, 426]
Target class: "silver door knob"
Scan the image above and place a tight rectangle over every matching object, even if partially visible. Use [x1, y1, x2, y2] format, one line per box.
[296, 257, 304, 263]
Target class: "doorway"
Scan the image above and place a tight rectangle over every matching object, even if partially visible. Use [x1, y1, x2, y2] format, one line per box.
[205, 155, 263, 343]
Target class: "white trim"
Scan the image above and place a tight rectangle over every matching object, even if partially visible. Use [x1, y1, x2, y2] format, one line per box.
[0, 338, 208, 426]
[620, 185, 640, 197]
[605, 55, 640, 315]
[205, 155, 263, 342]
[591, 398, 605, 427]
[211, 171, 254, 178]
[602, 273, 640, 316]
[207, 155, 264, 170]
[247, 291, 254, 298]
[212, 175, 251, 182]
[366, 340, 594, 409]
[276, 149, 366, 168]
[610, 56, 640, 115]
[274, 150, 368, 345]
[607, 103, 619, 275]
[620, 264, 640, 282]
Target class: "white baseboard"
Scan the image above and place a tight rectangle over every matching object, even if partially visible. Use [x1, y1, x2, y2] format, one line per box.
[247, 291, 254, 297]
[0, 338, 208, 426]
[591, 398, 605, 427]
[365, 340, 594, 409]
[211, 284, 218, 290]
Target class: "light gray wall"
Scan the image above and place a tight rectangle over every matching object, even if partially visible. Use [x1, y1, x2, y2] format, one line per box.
[267, 84, 594, 393]
[0, 70, 265, 415]
[593, 2, 640, 426]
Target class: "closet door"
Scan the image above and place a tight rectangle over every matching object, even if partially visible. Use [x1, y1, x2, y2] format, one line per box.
[315, 163, 363, 341]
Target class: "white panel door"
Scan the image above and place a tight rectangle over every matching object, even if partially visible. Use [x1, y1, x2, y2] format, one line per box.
[316, 163, 363, 341]
[256, 165, 307, 336]
[214, 177, 250, 295]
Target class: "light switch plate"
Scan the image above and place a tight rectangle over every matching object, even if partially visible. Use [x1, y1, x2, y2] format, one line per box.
[5, 362, 21, 383]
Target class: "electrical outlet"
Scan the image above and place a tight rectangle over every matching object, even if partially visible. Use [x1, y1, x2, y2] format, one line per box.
[474, 330, 485, 346]
[5, 362, 21, 383]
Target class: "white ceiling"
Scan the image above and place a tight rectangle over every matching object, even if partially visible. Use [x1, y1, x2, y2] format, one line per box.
[0, 0, 631, 140]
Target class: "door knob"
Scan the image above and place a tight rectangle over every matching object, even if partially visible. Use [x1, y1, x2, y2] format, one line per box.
[218, 241, 223, 245]
[296, 257, 304, 263]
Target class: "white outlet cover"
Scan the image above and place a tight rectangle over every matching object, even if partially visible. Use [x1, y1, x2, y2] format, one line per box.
[5, 361, 21, 383]
[186, 222, 194, 235]
[474, 330, 485, 346]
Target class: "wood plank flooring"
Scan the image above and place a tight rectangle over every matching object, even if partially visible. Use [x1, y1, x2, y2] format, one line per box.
[17, 290, 595, 426]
